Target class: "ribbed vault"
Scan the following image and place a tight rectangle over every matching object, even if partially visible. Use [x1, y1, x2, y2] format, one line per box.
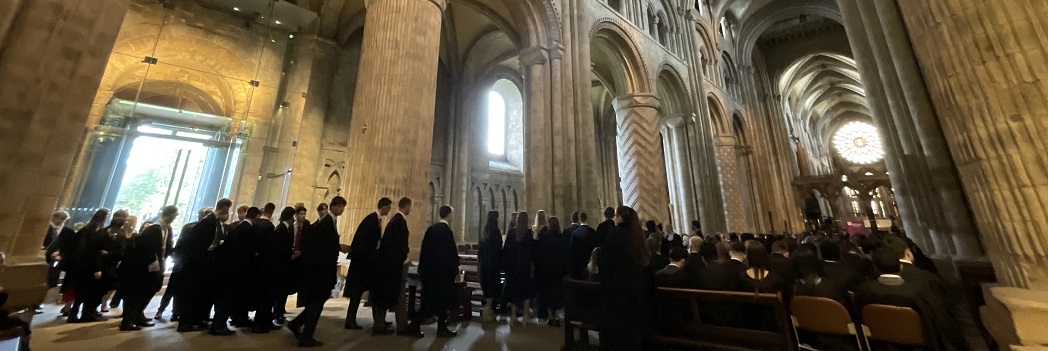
[777, 52, 871, 153]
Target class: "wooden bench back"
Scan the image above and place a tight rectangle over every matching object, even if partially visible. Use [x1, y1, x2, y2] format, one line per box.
[652, 287, 796, 351]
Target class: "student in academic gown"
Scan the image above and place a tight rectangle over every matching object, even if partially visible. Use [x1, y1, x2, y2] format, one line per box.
[477, 211, 502, 322]
[370, 197, 413, 336]
[175, 198, 232, 333]
[562, 211, 580, 241]
[569, 212, 598, 280]
[211, 207, 260, 335]
[407, 205, 460, 338]
[593, 207, 616, 248]
[288, 196, 350, 347]
[596, 206, 652, 351]
[70, 209, 122, 323]
[44, 212, 75, 293]
[156, 207, 212, 321]
[343, 197, 392, 330]
[121, 206, 177, 331]
[535, 216, 570, 327]
[252, 206, 292, 334]
[65, 209, 108, 323]
[501, 211, 537, 325]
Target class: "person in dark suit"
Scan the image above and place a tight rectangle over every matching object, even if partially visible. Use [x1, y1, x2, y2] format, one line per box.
[211, 207, 259, 335]
[681, 236, 705, 287]
[478, 211, 502, 322]
[884, 236, 946, 300]
[569, 212, 598, 280]
[252, 206, 290, 334]
[371, 197, 413, 336]
[819, 241, 866, 292]
[288, 196, 349, 347]
[407, 205, 460, 338]
[662, 225, 685, 257]
[120, 206, 177, 331]
[43, 211, 74, 313]
[768, 239, 794, 282]
[156, 207, 211, 321]
[653, 247, 690, 335]
[536, 216, 570, 327]
[563, 211, 580, 240]
[343, 197, 392, 330]
[175, 198, 232, 333]
[596, 206, 651, 351]
[695, 241, 744, 291]
[654, 247, 688, 288]
[594, 207, 616, 247]
[855, 249, 967, 351]
[67, 208, 113, 323]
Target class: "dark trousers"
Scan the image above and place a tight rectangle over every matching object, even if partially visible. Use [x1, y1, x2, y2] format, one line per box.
[411, 309, 449, 330]
[72, 277, 105, 319]
[274, 294, 288, 319]
[121, 290, 149, 327]
[158, 287, 176, 314]
[176, 266, 212, 328]
[344, 286, 365, 323]
[253, 298, 274, 329]
[291, 299, 326, 341]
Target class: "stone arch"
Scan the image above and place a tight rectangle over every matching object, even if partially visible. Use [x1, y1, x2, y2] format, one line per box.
[590, 19, 653, 95]
[735, 0, 842, 64]
[655, 66, 690, 118]
[706, 94, 729, 134]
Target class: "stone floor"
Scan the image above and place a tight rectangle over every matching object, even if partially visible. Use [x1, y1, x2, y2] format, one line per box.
[29, 295, 569, 351]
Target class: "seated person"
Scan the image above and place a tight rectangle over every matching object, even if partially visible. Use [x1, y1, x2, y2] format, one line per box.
[792, 250, 859, 350]
[884, 236, 946, 300]
[646, 237, 669, 272]
[819, 241, 866, 292]
[681, 236, 705, 287]
[654, 247, 688, 288]
[737, 244, 787, 331]
[855, 249, 967, 351]
[768, 239, 795, 282]
[653, 247, 691, 334]
[0, 288, 30, 350]
[695, 241, 744, 291]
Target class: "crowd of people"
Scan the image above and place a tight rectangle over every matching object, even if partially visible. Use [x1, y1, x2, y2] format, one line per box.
[39, 196, 969, 350]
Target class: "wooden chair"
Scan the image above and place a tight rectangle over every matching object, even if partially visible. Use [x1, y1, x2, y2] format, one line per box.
[861, 304, 924, 348]
[790, 296, 865, 350]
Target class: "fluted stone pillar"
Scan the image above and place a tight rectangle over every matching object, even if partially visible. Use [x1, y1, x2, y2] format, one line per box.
[714, 135, 747, 233]
[661, 117, 696, 233]
[521, 46, 552, 214]
[287, 35, 337, 211]
[613, 94, 670, 223]
[341, 0, 446, 250]
[0, 0, 131, 309]
[896, 0, 1048, 347]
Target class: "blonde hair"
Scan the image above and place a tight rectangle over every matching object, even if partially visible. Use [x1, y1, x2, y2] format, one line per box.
[533, 210, 548, 235]
[123, 215, 138, 237]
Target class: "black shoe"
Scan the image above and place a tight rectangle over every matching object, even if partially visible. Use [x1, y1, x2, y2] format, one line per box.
[251, 326, 271, 334]
[397, 326, 424, 339]
[436, 328, 458, 338]
[196, 322, 211, 330]
[170, 314, 179, 322]
[371, 328, 394, 336]
[209, 328, 236, 336]
[287, 322, 303, 339]
[153, 312, 164, 321]
[119, 324, 143, 331]
[298, 338, 324, 347]
[344, 322, 363, 330]
[271, 322, 282, 331]
[176, 324, 197, 333]
[138, 320, 156, 328]
[66, 316, 79, 324]
[80, 314, 104, 323]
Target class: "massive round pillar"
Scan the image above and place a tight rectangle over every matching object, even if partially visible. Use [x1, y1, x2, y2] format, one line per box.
[613, 94, 670, 223]
[341, 0, 446, 249]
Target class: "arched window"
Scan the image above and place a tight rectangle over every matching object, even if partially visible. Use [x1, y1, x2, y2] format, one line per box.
[486, 79, 525, 170]
[486, 91, 506, 156]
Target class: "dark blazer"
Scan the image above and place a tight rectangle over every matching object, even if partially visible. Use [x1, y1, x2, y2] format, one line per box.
[654, 264, 687, 288]
[569, 224, 598, 280]
[298, 214, 341, 306]
[418, 221, 459, 314]
[768, 253, 794, 282]
[371, 212, 410, 310]
[176, 212, 222, 268]
[345, 212, 381, 295]
[900, 262, 947, 300]
[124, 223, 166, 295]
[824, 260, 866, 292]
[697, 259, 745, 291]
[855, 275, 967, 351]
[594, 219, 615, 247]
[681, 252, 705, 287]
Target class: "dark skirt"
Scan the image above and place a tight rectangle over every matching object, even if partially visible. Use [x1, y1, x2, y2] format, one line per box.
[502, 269, 534, 305]
[478, 260, 502, 299]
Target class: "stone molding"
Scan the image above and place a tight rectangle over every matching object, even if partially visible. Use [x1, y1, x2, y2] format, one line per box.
[612, 93, 660, 110]
[519, 46, 549, 67]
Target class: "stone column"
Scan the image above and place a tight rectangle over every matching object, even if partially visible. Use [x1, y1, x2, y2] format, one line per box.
[341, 0, 446, 250]
[287, 35, 337, 211]
[613, 94, 670, 223]
[661, 117, 696, 233]
[896, 0, 1048, 347]
[0, 0, 131, 308]
[714, 135, 747, 233]
[521, 46, 552, 214]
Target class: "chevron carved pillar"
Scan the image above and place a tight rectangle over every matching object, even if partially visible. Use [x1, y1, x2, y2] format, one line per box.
[613, 94, 670, 223]
[341, 0, 446, 250]
[715, 134, 747, 233]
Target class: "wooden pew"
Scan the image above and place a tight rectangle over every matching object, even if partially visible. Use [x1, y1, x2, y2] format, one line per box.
[650, 287, 796, 351]
[562, 280, 796, 351]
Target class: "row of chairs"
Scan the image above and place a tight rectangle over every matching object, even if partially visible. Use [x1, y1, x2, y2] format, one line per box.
[791, 296, 924, 351]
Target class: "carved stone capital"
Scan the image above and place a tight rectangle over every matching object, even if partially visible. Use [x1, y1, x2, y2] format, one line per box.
[519, 46, 549, 67]
[548, 44, 565, 60]
[661, 115, 686, 129]
[715, 134, 737, 147]
[612, 93, 660, 111]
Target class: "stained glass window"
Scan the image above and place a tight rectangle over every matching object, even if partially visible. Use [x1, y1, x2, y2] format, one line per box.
[833, 121, 884, 164]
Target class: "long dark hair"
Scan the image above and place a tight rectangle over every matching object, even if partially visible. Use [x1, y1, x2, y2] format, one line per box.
[83, 208, 110, 234]
[547, 216, 562, 237]
[515, 211, 530, 241]
[617, 206, 648, 266]
[482, 210, 500, 242]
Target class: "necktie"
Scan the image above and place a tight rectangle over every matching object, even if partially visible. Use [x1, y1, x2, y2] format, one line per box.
[293, 223, 302, 251]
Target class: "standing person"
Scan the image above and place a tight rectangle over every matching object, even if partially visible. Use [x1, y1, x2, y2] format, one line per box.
[251, 205, 280, 334]
[211, 207, 259, 335]
[44, 211, 74, 314]
[107, 215, 138, 311]
[407, 205, 460, 338]
[288, 196, 349, 347]
[66, 209, 109, 323]
[533, 210, 548, 236]
[315, 203, 328, 221]
[663, 223, 684, 257]
[594, 207, 615, 247]
[287, 205, 311, 315]
[477, 210, 502, 323]
[120, 206, 176, 331]
[227, 206, 249, 232]
[176, 198, 232, 333]
[268, 207, 297, 325]
[156, 207, 211, 321]
[569, 212, 598, 280]
[370, 198, 413, 336]
[343, 197, 392, 330]
[535, 216, 569, 327]
[501, 211, 536, 325]
[597, 206, 652, 350]
[563, 212, 580, 240]
[97, 210, 128, 316]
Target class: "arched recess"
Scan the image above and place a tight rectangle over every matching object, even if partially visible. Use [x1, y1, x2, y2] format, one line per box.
[733, 112, 758, 232]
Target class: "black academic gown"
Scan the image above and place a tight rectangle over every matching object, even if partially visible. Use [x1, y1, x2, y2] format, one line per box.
[535, 227, 570, 310]
[477, 227, 503, 299]
[215, 220, 257, 311]
[501, 230, 536, 304]
[45, 227, 76, 288]
[371, 213, 410, 311]
[297, 214, 341, 307]
[594, 219, 615, 247]
[174, 213, 222, 326]
[855, 277, 967, 351]
[418, 221, 459, 316]
[253, 219, 284, 303]
[266, 222, 294, 297]
[344, 212, 381, 296]
[596, 225, 652, 350]
[123, 224, 166, 299]
[569, 225, 598, 280]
